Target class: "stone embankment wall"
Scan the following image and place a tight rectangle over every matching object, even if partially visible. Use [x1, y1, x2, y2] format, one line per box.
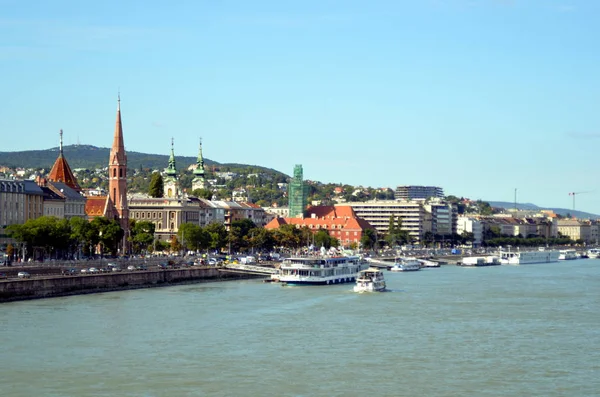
[0, 268, 261, 303]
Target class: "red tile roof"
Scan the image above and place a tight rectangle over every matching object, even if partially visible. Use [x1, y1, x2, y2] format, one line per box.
[48, 154, 81, 192]
[85, 196, 107, 218]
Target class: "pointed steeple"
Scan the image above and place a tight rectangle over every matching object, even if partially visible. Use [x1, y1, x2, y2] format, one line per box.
[48, 129, 81, 192]
[105, 93, 129, 253]
[111, 93, 126, 164]
[165, 137, 177, 177]
[192, 137, 207, 192]
[193, 138, 205, 177]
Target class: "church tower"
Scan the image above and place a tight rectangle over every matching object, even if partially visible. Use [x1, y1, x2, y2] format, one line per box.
[107, 95, 129, 246]
[163, 138, 180, 198]
[191, 138, 206, 191]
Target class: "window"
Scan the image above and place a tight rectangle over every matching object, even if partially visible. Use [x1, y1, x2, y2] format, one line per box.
[113, 169, 116, 177]
[119, 168, 123, 178]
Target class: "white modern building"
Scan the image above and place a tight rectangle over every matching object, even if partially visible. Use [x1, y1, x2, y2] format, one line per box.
[456, 216, 483, 246]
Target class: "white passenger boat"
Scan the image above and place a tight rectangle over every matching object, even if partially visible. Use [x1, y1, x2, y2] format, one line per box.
[389, 257, 421, 272]
[499, 248, 559, 265]
[417, 259, 440, 268]
[353, 267, 386, 293]
[587, 248, 600, 259]
[278, 255, 368, 285]
[558, 249, 578, 260]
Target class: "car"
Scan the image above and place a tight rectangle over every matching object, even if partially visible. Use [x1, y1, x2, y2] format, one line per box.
[88, 267, 99, 273]
[80, 268, 88, 274]
[135, 265, 148, 271]
[62, 268, 77, 276]
[0, 272, 7, 279]
[127, 265, 136, 271]
[18, 271, 31, 279]
[107, 263, 121, 272]
[157, 263, 169, 269]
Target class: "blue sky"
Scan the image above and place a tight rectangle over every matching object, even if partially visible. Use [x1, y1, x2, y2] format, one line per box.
[1, 0, 599, 214]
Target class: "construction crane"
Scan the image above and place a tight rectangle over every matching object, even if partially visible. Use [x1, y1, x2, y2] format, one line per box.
[568, 191, 593, 211]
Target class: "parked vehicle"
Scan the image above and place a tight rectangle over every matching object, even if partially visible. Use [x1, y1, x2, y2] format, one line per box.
[62, 268, 77, 275]
[88, 267, 100, 273]
[18, 271, 31, 279]
[127, 265, 136, 271]
[80, 268, 88, 274]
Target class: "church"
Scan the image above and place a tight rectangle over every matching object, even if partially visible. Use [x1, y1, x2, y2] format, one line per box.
[85, 96, 130, 253]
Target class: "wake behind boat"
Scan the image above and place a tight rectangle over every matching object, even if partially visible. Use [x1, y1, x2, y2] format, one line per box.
[279, 255, 368, 285]
[353, 267, 386, 293]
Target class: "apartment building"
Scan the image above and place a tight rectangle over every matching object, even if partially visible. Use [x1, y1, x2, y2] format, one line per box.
[557, 219, 594, 243]
[394, 185, 444, 201]
[342, 200, 430, 242]
[456, 216, 483, 246]
[0, 180, 44, 245]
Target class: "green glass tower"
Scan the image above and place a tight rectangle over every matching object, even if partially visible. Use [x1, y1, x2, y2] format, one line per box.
[288, 164, 308, 218]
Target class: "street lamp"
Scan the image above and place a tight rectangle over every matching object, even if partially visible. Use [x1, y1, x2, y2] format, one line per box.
[99, 231, 103, 259]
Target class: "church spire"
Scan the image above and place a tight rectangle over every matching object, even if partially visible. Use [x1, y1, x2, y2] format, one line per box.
[106, 94, 129, 253]
[111, 93, 126, 164]
[193, 137, 205, 177]
[163, 138, 180, 198]
[165, 138, 177, 177]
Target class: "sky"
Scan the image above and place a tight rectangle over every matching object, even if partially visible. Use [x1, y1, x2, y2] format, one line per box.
[1, 0, 599, 214]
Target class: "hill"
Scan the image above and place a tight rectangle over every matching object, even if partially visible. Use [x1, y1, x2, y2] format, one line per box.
[487, 201, 599, 219]
[0, 145, 288, 177]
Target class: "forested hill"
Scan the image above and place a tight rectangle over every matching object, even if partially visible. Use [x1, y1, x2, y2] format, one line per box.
[0, 145, 288, 177]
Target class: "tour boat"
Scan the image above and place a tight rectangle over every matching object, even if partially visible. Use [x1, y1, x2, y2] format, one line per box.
[389, 257, 421, 272]
[353, 267, 386, 293]
[499, 248, 559, 265]
[278, 255, 368, 285]
[558, 249, 578, 260]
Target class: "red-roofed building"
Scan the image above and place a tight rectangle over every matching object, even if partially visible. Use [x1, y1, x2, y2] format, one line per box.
[264, 205, 375, 247]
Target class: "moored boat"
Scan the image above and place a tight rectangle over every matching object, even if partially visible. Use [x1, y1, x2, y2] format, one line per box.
[353, 267, 386, 292]
[418, 259, 440, 268]
[558, 249, 578, 260]
[278, 255, 368, 285]
[389, 257, 421, 272]
[587, 248, 600, 259]
[499, 247, 559, 265]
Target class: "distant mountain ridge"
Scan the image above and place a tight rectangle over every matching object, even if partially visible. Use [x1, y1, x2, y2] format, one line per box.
[0, 145, 287, 176]
[487, 201, 599, 219]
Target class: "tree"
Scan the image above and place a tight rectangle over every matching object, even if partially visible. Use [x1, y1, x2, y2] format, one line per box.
[130, 220, 156, 254]
[149, 172, 164, 198]
[360, 229, 377, 250]
[204, 222, 228, 252]
[228, 219, 257, 253]
[191, 188, 213, 200]
[170, 235, 181, 252]
[251, 228, 276, 253]
[91, 217, 124, 256]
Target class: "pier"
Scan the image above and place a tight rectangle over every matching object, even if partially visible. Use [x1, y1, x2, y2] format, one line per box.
[219, 263, 278, 276]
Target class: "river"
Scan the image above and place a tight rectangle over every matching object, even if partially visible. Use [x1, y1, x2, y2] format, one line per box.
[1, 260, 599, 396]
